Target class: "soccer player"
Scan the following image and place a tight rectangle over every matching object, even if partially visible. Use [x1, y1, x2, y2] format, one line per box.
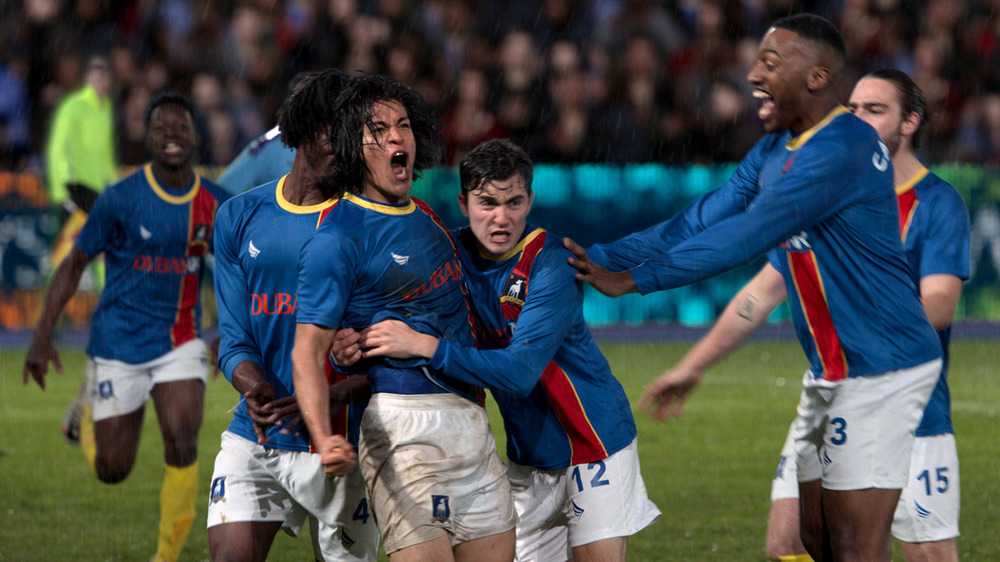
[564, 14, 943, 561]
[24, 91, 229, 562]
[356, 138, 661, 562]
[290, 74, 516, 562]
[764, 69, 968, 562]
[207, 70, 379, 561]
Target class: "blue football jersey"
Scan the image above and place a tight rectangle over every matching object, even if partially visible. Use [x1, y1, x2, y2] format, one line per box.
[430, 226, 636, 470]
[896, 168, 970, 436]
[589, 107, 941, 380]
[77, 163, 229, 363]
[214, 178, 362, 451]
[296, 193, 480, 402]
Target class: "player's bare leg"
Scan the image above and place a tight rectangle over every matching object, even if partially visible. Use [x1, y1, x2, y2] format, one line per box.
[389, 535, 455, 562]
[151, 379, 204, 467]
[900, 538, 959, 562]
[208, 520, 284, 562]
[151, 378, 205, 562]
[453, 529, 515, 562]
[571, 536, 628, 561]
[93, 407, 145, 483]
[767, 498, 811, 561]
[798, 479, 831, 562]
[824, 488, 899, 561]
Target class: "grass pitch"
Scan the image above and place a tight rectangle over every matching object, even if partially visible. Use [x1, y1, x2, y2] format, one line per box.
[1, 338, 997, 560]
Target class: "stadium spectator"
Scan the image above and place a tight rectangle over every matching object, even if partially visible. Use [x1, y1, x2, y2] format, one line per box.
[564, 14, 945, 561]
[439, 66, 507, 166]
[290, 74, 516, 561]
[44, 54, 116, 224]
[23, 91, 229, 562]
[357, 138, 661, 562]
[208, 69, 379, 562]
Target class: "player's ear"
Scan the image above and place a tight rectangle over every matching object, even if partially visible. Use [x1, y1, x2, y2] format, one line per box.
[458, 192, 470, 218]
[901, 110, 920, 138]
[807, 66, 831, 92]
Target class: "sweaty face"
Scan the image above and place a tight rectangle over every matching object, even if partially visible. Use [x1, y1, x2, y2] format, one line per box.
[146, 103, 197, 170]
[747, 27, 815, 134]
[459, 174, 533, 259]
[848, 77, 904, 157]
[361, 100, 416, 204]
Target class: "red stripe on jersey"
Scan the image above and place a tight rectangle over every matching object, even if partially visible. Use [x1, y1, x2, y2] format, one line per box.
[413, 197, 480, 393]
[787, 250, 847, 380]
[896, 186, 918, 242]
[412, 197, 458, 251]
[539, 361, 607, 464]
[171, 182, 218, 347]
[500, 232, 547, 320]
[317, 199, 340, 227]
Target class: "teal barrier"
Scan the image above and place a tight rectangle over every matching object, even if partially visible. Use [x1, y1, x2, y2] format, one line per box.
[3, 165, 998, 329]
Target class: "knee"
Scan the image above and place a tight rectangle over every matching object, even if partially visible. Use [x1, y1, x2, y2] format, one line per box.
[94, 456, 134, 484]
[163, 437, 198, 467]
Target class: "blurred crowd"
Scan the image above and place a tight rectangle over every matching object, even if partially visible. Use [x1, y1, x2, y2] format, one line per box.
[2, 0, 1000, 176]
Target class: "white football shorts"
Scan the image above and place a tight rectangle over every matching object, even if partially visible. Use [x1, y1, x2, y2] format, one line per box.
[509, 437, 661, 562]
[89, 338, 208, 421]
[358, 392, 516, 555]
[206, 430, 378, 561]
[770, 420, 799, 502]
[794, 359, 941, 490]
[892, 432, 960, 543]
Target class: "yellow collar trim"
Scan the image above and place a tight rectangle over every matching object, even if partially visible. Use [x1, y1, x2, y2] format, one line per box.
[145, 164, 201, 204]
[479, 227, 546, 262]
[786, 106, 850, 151]
[343, 192, 415, 215]
[895, 166, 929, 195]
[275, 176, 339, 214]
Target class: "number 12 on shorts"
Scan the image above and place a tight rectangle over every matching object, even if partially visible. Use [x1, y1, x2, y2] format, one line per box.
[571, 461, 610, 492]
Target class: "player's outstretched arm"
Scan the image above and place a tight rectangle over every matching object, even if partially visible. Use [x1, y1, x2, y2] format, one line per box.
[639, 264, 787, 422]
[23, 248, 92, 389]
[563, 237, 638, 297]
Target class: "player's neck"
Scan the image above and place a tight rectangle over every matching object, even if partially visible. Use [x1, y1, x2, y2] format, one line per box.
[891, 149, 923, 187]
[791, 98, 840, 135]
[151, 161, 194, 189]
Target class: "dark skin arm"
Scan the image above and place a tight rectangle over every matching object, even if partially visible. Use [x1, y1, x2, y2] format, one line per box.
[563, 237, 638, 297]
[23, 248, 92, 389]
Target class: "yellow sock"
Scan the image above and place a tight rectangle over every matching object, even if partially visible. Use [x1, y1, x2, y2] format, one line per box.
[154, 462, 198, 562]
[777, 555, 814, 562]
[80, 403, 97, 472]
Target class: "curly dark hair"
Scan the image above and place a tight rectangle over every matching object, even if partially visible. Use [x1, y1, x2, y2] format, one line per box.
[327, 73, 443, 195]
[277, 69, 353, 149]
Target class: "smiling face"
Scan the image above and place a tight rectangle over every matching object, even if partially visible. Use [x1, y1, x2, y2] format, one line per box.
[848, 77, 911, 157]
[747, 27, 818, 134]
[459, 174, 533, 259]
[360, 100, 416, 204]
[145, 102, 197, 170]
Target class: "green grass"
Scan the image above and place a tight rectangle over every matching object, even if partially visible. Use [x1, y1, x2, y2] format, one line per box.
[1, 339, 998, 560]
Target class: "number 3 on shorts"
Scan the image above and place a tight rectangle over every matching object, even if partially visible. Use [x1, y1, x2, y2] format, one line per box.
[829, 417, 847, 445]
[571, 461, 611, 492]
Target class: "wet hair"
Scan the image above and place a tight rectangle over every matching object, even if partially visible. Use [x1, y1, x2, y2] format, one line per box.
[144, 91, 196, 129]
[327, 73, 443, 195]
[277, 69, 353, 149]
[460, 139, 533, 196]
[772, 13, 846, 62]
[866, 68, 929, 150]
